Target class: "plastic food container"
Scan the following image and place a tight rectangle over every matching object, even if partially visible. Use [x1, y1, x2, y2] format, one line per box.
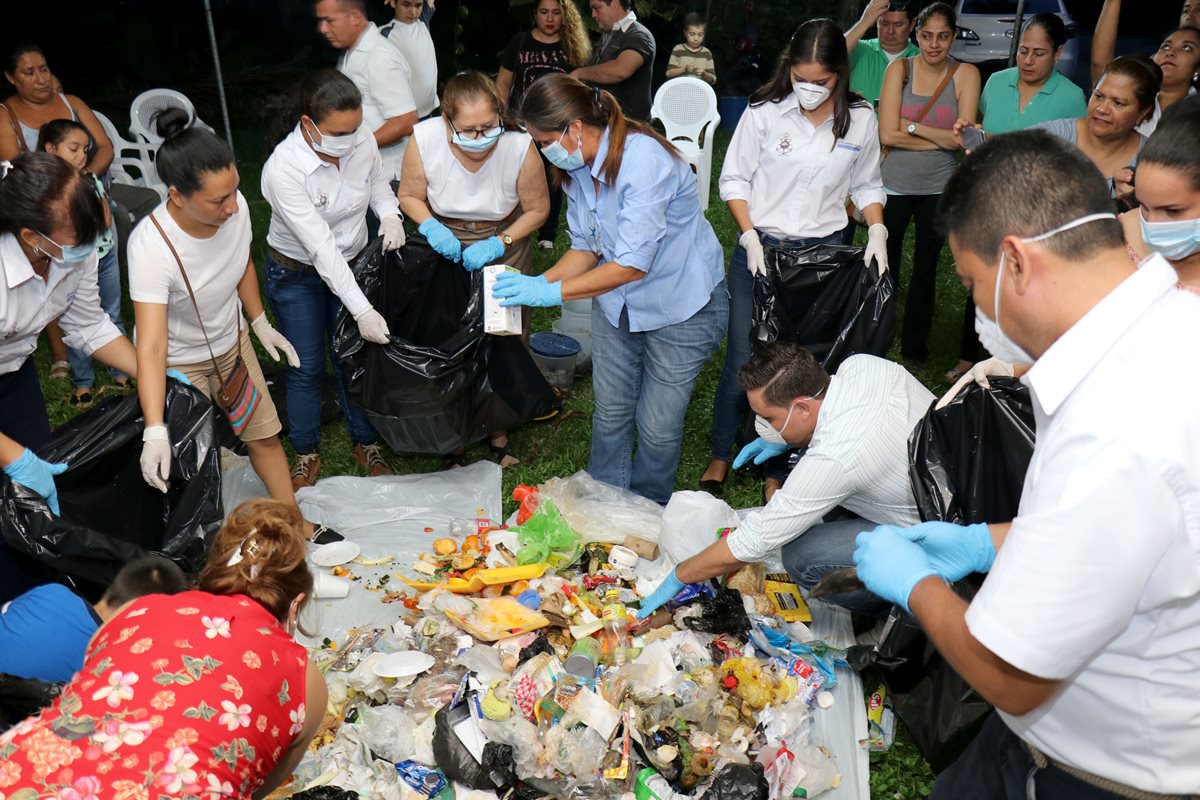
[530, 332, 581, 392]
[551, 318, 591, 372]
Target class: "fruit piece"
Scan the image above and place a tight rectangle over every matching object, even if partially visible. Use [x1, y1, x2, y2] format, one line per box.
[463, 535, 480, 552]
[451, 553, 477, 571]
[433, 538, 458, 556]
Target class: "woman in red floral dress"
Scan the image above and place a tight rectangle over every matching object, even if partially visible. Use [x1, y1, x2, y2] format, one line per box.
[0, 499, 327, 799]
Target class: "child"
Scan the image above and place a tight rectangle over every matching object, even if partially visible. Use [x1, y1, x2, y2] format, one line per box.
[382, 0, 440, 118]
[666, 12, 716, 85]
[38, 119, 128, 408]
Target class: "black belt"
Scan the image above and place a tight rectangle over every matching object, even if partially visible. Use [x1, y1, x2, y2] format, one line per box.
[267, 246, 317, 274]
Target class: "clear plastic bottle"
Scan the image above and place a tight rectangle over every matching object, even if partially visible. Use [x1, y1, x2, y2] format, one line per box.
[603, 588, 630, 666]
[715, 701, 741, 739]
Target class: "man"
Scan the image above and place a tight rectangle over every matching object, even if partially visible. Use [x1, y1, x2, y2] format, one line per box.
[315, 0, 418, 185]
[845, 0, 918, 106]
[381, 0, 439, 120]
[1184, 0, 1200, 28]
[571, 0, 656, 120]
[854, 130, 1200, 798]
[638, 343, 933, 618]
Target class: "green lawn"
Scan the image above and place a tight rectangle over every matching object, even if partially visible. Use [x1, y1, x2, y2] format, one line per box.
[32, 123, 972, 796]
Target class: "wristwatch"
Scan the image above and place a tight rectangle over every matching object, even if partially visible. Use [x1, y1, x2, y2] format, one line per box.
[906, 121, 918, 135]
[500, 233, 513, 249]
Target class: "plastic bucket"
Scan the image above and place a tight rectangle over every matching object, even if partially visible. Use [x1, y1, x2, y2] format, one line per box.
[561, 298, 592, 329]
[551, 319, 592, 372]
[718, 96, 749, 132]
[530, 332, 581, 392]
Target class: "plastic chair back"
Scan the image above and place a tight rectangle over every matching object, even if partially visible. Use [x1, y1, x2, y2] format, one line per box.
[94, 110, 167, 200]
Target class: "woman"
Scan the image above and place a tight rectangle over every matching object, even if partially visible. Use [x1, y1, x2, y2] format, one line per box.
[0, 152, 140, 602]
[493, 74, 728, 506]
[878, 1, 980, 364]
[702, 19, 886, 498]
[0, 499, 326, 799]
[262, 69, 405, 489]
[129, 109, 340, 543]
[496, 0, 591, 249]
[398, 70, 549, 467]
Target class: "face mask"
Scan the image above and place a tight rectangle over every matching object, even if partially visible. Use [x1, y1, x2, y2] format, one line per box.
[793, 81, 832, 111]
[452, 127, 502, 153]
[306, 119, 355, 158]
[541, 125, 586, 171]
[974, 212, 1116, 364]
[1139, 211, 1200, 261]
[40, 233, 96, 266]
[753, 383, 827, 445]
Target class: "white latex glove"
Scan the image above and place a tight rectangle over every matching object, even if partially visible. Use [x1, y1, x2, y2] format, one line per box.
[739, 228, 766, 277]
[380, 215, 406, 253]
[140, 424, 171, 493]
[355, 307, 390, 344]
[935, 357, 1015, 410]
[865, 223, 889, 278]
[250, 313, 300, 368]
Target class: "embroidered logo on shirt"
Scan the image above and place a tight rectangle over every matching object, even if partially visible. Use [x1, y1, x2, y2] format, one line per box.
[775, 134, 793, 155]
[65, 293, 76, 304]
[314, 191, 328, 209]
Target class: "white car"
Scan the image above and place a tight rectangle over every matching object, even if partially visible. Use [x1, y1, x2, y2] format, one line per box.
[950, 0, 1081, 82]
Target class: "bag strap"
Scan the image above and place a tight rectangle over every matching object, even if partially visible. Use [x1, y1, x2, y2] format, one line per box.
[881, 59, 960, 159]
[0, 104, 29, 153]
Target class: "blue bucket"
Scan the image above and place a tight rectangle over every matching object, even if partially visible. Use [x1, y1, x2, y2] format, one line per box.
[718, 96, 749, 132]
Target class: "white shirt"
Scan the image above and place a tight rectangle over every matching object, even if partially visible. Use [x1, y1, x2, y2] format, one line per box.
[720, 100, 885, 240]
[412, 118, 532, 222]
[0, 235, 120, 375]
[965, 256, 1200, 794]
[338, 23, 418, 181]
[127, 195, 252, 365]
[262, 126, 400, 318]
[381, 18, 439, 118]
[612, 9, 638, 33]
[726, 355, 930, 563]
[1136, 87, 1198, 137]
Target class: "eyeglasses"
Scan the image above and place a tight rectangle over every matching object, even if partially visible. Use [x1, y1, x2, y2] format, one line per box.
[448, 119, 504, 141]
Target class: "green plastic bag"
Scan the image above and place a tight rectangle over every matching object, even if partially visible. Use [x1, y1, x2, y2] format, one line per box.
[515, 500, 582, 567]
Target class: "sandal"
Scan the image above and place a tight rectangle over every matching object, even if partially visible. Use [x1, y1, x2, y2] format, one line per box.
[49, 360, 70, 380]
[489, 441, 521, 468]
[69, 390, 94, 409]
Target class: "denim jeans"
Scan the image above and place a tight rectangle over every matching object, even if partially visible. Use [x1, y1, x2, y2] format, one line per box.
[68, 249, 127, 389]
[589, 282, 729, 505]
[264, 253, 378, 453]
[780, 516, 892, 616]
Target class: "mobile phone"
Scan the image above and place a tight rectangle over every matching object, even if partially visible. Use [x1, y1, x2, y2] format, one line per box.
[961, 126, 986, 151]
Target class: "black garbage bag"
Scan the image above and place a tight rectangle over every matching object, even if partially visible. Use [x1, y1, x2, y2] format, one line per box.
[0, 672, 63, 729]
[291, 788, 359, 800]
[0, 380, 222, 600]
[334, 235, 560, 455]
[433, 698, 492, 791]
[707, 763, 769, 800]
[683, 587, 750, 636]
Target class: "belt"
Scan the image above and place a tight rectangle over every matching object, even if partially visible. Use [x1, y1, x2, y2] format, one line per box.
[267, 246, 316, 274]
[1025, 743, 1197, 800]
[438, 218, 503, 234]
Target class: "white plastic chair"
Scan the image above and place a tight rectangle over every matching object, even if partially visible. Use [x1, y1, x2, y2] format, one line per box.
[651, 77, 721, 210]
[128, 88, 213, 145]
[94, 110, 167, 201]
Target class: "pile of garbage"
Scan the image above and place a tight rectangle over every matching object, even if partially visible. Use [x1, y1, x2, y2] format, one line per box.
[277, 479, 849, 800]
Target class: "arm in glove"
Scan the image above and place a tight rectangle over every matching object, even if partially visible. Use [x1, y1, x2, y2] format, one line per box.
[853, 527, 940, 613]
[935, 356, 1015, 410]
[732, 437, 789, 469]
[492, 272, 562, 308]
[250, 313, 300, 368]
[380, 215, 406, 253]
[865, 223, 888, 277]
[634, 568, 687, 619]
[165, 368, 191, 386]
[354, 307, 391, 344]
[417, 218, 462, 262]
[3, 448, 67, 515]
[140, 424, 171, 493]
[739, 229, 766, 277]
[888, 521, 995, 582]
[462, 236, 505, 271]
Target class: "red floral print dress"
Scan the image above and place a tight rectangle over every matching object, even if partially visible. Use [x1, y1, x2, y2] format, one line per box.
[0, 591, 308, 800]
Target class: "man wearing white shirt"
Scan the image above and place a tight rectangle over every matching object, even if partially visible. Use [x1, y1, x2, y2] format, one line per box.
[381, 0, 439, 119]
[854, 130, 1200, 798]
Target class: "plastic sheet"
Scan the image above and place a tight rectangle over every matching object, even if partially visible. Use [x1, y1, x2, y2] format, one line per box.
[537, 471, 664, 544]
[333, 235, 560, 455]
[660, 492, 740, 566]
[0, 381, 222, 598]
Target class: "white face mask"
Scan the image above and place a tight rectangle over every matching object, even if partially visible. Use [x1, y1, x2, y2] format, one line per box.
[793, 81, 832, 111]
[753, 383, 827, 445]
[306, 119, 356, 158]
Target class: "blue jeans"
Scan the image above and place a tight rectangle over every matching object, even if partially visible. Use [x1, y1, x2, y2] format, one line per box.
[68, 249, 126, 389]
[588, 283, 729, 505]
[264, 253, 378, 453]
[781, 516, 892, 616]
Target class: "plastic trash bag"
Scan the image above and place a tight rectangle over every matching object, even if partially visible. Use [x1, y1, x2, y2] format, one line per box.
[0, 381, 222, 598]
[514, 501, 582, 566]
[537, 471, 664, 544]
[0, 672, 63, 729]
[334, 235, 560, 455]
[433, 699, 497, 791]
[660, 491, 741, 565]
[360, 704, 417, 763]
[707, 763, 769, 800]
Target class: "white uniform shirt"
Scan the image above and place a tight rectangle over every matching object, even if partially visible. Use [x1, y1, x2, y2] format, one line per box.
[127, 195, 252, 365]
[262, 126, 400, 318]
[0, 234, 120, 374]
[1136, 87, 1197, 137]
[338, 23, 418, 181]
[381, 18, 439, 118]
[965, 256, 1200, 794]
[719, 100, 885, 240]
[412, 118, 532, 222]
[726, 355, 930, 563]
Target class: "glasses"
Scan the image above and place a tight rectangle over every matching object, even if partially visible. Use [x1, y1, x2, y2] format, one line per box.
[586, 207, 604, 256]
[448, 119, 504, 141]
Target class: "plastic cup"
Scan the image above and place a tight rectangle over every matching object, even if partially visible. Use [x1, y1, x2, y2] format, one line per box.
[313, 571, 351, 599]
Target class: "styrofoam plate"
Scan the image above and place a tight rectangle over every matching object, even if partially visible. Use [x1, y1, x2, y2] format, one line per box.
[311, 541, 361, 567]
[373, 650, 436, 678]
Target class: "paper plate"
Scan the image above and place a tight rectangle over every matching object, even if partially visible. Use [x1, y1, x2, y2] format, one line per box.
[373, 651, 436, 678]
[311, 541, 361, 567]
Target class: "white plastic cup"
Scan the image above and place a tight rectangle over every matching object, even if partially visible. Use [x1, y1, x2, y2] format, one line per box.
[609, 544, 639, 579]
[313, 571, 351, 599]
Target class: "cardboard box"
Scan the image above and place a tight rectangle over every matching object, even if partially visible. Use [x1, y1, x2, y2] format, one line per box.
[483, 265, 523, 336]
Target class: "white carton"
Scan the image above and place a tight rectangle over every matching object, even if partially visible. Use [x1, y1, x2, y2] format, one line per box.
[483, 264, 523, 336]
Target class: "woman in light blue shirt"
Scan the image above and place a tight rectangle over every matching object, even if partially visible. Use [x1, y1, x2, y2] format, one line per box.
[492, 73, 728, 504]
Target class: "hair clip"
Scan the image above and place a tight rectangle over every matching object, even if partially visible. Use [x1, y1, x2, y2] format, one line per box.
[0, 161, 11, 179]
[226, 528, 259, 567]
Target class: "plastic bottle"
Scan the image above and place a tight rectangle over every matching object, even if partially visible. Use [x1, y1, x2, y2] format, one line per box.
[634, 768, 688, 800]
[715, 701, 741, 739]
[603, 588, 630, 666]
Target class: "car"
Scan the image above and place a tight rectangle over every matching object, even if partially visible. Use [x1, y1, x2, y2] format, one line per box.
[949, 0, 1081, 85]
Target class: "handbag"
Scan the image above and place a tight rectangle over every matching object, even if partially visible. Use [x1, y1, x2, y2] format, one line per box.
[149, 214, 261, 435]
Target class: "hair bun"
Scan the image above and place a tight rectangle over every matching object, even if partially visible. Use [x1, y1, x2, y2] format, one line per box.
[153, 106, 193, 141]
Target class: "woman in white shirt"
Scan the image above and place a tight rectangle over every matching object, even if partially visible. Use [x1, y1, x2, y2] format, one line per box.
[129, 109, 340, 543]
[398, 69, 549, 466]
[262, 69, 406, 489]
[703, 18, 887, 497]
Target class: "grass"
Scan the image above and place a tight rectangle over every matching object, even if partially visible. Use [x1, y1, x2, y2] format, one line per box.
[30, 123, 972, 796]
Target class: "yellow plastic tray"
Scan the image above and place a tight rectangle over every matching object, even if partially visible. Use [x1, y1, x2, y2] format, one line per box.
[399, 563, 550, 594]
[445, 596, 549, 642]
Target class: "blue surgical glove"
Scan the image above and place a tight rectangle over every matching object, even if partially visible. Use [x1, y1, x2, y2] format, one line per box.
[462, 236, 505, 272]
[492, 272, 562, 308]
[3, 448, 68, 515]
[891, 521, 995, 582]
[418, 218, 462, 263]
[853, 527, 940, 613]
[635, 567, 688, 619]
[732, 437, 789, 469]
[165, 368, 191, 386]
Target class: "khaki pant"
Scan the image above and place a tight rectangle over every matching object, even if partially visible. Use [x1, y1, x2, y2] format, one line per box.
[172, 328, 281, 442]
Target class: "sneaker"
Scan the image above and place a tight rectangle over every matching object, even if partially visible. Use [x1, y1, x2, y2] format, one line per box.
[311, 523, 344, 544]
[537, 239, 554, 251]
[291, 452, 321, 491]
[354, 443, 392, 477]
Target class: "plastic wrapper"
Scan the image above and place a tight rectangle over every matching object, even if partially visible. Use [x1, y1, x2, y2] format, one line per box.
[514, 501, 582, 566]
[433, 700, 493, 791]
[0, 381, 222, 598]
[334, 235, 560, 455]
[707, 763, 769, 800]
[360, 704, 417, 763]
[537, 471, 664, 544]
[479, 716, 544, 780]
[292, 788, 360, 800]
[0, 672, 63, 729]
[659, 491, 741, 566]
[682, 588, 750, 636]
